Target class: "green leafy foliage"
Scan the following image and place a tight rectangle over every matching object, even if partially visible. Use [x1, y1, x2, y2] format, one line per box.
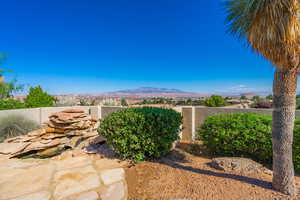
[296, 95, 300, 109]
[0, 115, 40, 142]
[121, 98, 128, 106]
[252, 95, 262, 102]
[0, 79, 24, 99]
[197, 113, 300, 172]
[266, 94, 273, 100]
[25, 86, 57, 108]
[240, 95, 247, 100]
[0, 54, 23, 98]
[204, 95, 226, 107]
[0, 98, 26, 110]
[98, 107, 182, 162]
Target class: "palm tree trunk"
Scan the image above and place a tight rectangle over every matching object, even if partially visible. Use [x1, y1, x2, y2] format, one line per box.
[272, 69, 298, 196]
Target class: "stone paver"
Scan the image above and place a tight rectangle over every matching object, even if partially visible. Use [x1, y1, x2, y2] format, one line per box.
[0, 153, 128, 200]
[12, 191, 51, 200]
[75, 191, 99, 200]
[54, 156, 92, 171]
[94, 158, 127, 170]
[0, 163, 55, 199]
[100, 181, 126, 200]
[53, 165, 101, 200]
[100, 168, 125, 185]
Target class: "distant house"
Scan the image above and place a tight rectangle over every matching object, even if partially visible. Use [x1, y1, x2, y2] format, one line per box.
[131, 104, 174, 108]
[226, 99, 241, 104]
[241, 93, 258, 99]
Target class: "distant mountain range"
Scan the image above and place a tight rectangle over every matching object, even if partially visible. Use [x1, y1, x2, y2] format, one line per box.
[51, 87, 266, 98]
[100, 87, 208, 98]
[116, 87, 189, 94]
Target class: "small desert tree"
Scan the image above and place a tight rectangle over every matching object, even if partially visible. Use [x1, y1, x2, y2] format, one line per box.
[0, 53, 10, 82]
[204, 95, 226, 107]
[25, 86, 56, 108]
[0, 79, 23, 99]
[225, 0, 300, 195]
[121, 98, 128, 106]
[0, 54, 23, 98]
[252, 95, 261, 102]
[266, 94, 273, 100]
[240, 95, 247, 100]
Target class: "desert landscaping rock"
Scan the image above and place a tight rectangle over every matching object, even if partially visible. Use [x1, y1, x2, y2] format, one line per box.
[0, 109, 128, 200]
[210, 157, 271, 175]
[27, 128, 47, 137]
[100, 168, 125, 185]
[0, 109, 102, 158]
[0, 142, 30, 155]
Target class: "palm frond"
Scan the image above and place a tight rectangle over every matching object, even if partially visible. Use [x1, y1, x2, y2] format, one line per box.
[225, 0, 300, 70]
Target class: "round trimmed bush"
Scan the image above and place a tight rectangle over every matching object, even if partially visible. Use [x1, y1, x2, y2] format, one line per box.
[98, 107, 182, 161]
[197, 113, 300, 172]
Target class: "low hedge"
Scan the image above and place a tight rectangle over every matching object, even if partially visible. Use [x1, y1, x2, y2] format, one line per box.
[98, 107, 182, 162]
[197, 113, 300, 172]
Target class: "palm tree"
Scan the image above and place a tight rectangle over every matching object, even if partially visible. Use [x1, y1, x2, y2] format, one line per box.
[225, 0, 300, 196]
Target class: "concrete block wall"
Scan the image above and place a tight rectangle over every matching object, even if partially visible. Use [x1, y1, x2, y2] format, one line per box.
[181, 107, 300, 142]
[100, 106, 124, 118]
[0, 106, 98, 124]
[0, 108, 41, 124]
[181, 107, 193, 141]
[1, 106, 300, 142]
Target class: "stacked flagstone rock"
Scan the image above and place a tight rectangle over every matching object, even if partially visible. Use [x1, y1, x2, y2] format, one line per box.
[0, 109, 103, 158]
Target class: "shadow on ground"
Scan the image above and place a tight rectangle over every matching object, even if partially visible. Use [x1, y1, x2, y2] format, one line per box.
[85, 143, 118, 159]
[158, 148, 273, 191]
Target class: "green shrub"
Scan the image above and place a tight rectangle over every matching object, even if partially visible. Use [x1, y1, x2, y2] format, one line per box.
[197, 113, 300, 172]
[204, 95, 226, 107]
[98, 107, 182, 162]
[0, 115, 41, 142]
[0, 98, 26, 110]
[25, 85, 57, 108]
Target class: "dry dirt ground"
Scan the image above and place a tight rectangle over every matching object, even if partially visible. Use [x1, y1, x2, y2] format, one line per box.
[125, 143, 300, 200]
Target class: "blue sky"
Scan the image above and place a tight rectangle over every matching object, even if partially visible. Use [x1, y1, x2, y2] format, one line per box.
[1, 0, 277, 94]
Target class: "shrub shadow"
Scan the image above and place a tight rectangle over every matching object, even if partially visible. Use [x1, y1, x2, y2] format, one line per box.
[85, 143, 119, 159]
[176, 142, 213, 159]
[158, 150, 273, 191]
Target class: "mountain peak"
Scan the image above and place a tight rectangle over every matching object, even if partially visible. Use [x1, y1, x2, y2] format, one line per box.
[116, 87, 188, 94]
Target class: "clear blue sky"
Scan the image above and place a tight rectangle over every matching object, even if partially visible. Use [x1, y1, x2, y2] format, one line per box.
[1, 0, 277, 94]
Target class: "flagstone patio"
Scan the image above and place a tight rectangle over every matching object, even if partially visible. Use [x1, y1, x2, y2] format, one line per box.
[0, 152, 128, 200]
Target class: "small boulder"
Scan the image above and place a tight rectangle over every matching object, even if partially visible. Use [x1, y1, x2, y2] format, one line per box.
[210, 157, 272, 175]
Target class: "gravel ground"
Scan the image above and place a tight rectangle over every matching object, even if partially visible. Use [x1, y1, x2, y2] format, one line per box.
[125, 147, 300, 200]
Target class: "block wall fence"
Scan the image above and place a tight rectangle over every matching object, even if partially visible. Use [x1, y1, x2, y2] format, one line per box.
[1, 106, 300, 142]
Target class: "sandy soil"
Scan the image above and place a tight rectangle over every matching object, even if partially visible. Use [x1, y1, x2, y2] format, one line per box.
[125, 144, 300, 200]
